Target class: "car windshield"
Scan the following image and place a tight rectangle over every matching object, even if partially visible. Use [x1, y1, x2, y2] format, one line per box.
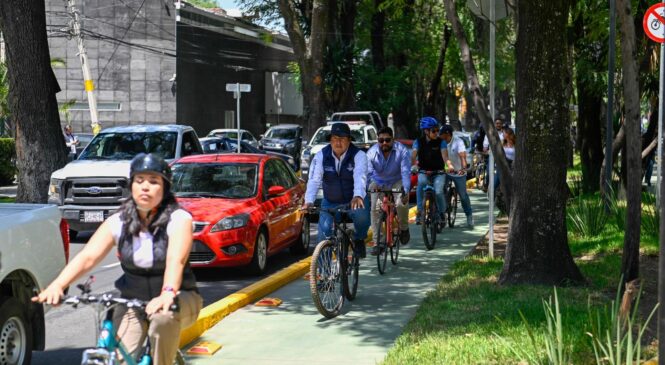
[266, 128, 297, 139]
[79, 132, 178, 160]
[310, 129, 364, 145]
[210, 131, 239, 139]
[171, 163, 258, 199]
[336, 114, 371, 123]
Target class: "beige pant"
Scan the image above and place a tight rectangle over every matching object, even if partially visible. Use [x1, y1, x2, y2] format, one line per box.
[112, 290, 203, 365]
[369, 181, 409, 241]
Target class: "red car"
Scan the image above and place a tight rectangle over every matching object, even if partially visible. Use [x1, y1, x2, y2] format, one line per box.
[171, 153, 310, 274]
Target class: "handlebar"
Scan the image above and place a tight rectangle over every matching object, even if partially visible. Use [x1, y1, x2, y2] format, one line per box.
[63, 292, 180, 312]
[366, 187, 405, 194]
[417, 169, 446, 175]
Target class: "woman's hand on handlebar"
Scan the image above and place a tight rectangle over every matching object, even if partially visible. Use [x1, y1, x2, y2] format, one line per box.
[146, 291, 176, 315]
[31, 283, 65, 306]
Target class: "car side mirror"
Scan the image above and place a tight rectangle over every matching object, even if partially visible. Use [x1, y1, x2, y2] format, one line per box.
[268, 185, 286, 197]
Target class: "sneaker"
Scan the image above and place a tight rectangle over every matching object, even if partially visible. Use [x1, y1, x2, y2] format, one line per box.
[370, 244, 384, 256]
[415, 211, 422, 225]
[466, 215, 474, 228]
[400, 229, 410, 244]
[354, 239, 367, 259]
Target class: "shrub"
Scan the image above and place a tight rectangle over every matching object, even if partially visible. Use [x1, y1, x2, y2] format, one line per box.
[0, 138, 15, 185]
[567, 196, 609, 237]
[641, 192, 659, 239]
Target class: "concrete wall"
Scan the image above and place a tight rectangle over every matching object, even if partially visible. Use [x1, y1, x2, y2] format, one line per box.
[46, 0, 176, 133]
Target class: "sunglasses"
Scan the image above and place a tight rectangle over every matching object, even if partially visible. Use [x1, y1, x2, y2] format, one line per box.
[378, 137, 393, 144]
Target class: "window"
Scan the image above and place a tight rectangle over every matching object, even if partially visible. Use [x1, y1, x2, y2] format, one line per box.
[79, 132, 177, 160]
[367, 128, 377, 142]
[172, 163, 258, 198]
[181, 132, 202, 156]
[242, 132, 253, 141]
[273, 159, 297, 188]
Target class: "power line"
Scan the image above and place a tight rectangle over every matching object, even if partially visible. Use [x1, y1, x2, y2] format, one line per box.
[96, 0, 147, 83]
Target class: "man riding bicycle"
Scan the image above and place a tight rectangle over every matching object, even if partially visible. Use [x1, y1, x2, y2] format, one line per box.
[411, 116, 447, 225]
[303, 122, 371, 258]
[439, 125, 474, 228]
[366, 126, 412, 255]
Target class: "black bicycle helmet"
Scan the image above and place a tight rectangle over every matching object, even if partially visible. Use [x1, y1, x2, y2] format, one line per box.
[439, 124, 454, 135]
[130, 153, 172, 183]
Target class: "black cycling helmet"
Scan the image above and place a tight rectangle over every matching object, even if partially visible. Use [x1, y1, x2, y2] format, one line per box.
[130, 153, 172, 183]
[439, 124, 454, 135]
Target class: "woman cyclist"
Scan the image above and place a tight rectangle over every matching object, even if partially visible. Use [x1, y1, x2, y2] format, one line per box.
[411, 116, 447, 224]
[33, 153, 202, 365]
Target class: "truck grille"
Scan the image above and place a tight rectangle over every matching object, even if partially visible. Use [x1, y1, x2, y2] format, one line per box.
[64, 178, 129, 206]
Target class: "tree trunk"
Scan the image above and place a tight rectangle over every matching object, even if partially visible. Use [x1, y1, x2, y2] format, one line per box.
[424, 25, 451, 116]
[616, 0, 641, 284]
[0, 0, 66, 203]
[370, 0, 385, 71]
[577, 77, 604, 193]
[337, 0, 357, 111]
[499, 0, 584, 285]
[443, 0, 513, 210]
[278, 0, 328, 137]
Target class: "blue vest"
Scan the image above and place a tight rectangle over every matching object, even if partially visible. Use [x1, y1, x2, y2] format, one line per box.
[322, 144, 359, 204]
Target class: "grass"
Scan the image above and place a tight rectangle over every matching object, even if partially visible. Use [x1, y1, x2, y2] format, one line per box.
[383, 199, 657, 364]
[0, 196, 14, 203]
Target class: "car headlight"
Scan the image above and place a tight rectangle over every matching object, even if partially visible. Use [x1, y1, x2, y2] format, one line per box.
[48, 178, 63, 203]
[210, 214, 250, 232]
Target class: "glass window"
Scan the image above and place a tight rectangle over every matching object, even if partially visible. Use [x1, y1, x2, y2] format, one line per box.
[172, 163, 258, 199]
[182, 131, 202, 156]
[311, 129, 364, 145]
[79, 132, 178, 160]
[273, 159, 297, 188]
[242, 132, 253, 141]
[266, 128, 298, 139]
[367, 128, 377, 142]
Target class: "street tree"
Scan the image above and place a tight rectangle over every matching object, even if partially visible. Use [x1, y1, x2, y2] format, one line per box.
[499, 0, 584, 285]
[616, 0, 641, 283]
[0, 0, 67, 203]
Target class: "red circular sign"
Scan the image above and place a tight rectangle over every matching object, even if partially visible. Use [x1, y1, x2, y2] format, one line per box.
[644, 3, 665, 43]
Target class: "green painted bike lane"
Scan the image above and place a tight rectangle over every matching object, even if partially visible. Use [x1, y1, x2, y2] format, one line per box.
[184, 190, 492, 365]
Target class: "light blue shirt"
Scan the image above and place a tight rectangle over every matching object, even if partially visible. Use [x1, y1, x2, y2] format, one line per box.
[305, 147, 368, 204]
[366, 141, 411, 192]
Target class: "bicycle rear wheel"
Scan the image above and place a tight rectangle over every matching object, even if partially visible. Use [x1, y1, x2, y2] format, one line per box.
[376, 212, 388, 275]
[390, 213, 400, 265]
[341, 229, 359, 300]
[447, 189, 458, 228]
[422, 192, 436, 250]
[310, 240, 344, 318]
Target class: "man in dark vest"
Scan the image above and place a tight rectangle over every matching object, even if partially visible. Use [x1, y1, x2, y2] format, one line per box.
[411, 116, 447, 225]
[303, 123, 370, 258]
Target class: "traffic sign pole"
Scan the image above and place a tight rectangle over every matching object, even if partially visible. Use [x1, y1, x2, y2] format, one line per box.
[225, 83, 252, 153]
[236, 83, 241, 153]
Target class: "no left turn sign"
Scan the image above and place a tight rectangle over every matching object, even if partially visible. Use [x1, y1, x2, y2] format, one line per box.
[644, 3, 665, 43]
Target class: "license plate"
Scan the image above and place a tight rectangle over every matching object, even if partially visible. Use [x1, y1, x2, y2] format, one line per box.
[83, 211, 104, 223]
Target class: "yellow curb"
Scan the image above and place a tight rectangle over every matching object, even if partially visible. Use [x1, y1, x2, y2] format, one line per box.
[179, 256, 311, 347]
[467, 177, 477, 189]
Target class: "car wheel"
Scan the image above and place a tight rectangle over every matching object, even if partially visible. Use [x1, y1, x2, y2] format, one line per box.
[0, 297, 33, 365]
[290, 215, 310, 255]
[248, 229, 268, 275]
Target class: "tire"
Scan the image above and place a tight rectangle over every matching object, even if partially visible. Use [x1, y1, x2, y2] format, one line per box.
[248, 229, 268, 275]
[0, 297, 33, 365]
[309, 240, 344, 319]
[447, 190, 458, 228]
[422, 193, 436, 250]
[376, 212, 388, 275]
[390, 213, 400, 265]
[341, 229, 359, 301]
[290, 215, 310, 255]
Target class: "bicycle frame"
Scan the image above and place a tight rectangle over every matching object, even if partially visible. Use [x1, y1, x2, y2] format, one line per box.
[371, 188, 402, 247]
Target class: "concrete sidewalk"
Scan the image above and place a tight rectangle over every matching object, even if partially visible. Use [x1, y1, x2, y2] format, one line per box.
[183, 190, 492, 365]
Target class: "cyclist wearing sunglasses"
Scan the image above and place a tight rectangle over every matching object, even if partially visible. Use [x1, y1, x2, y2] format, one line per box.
[366, 126, 412, 255]
[411, 116, 448, 225]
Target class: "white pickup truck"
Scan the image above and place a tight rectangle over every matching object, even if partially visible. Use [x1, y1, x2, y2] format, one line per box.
[0, 203, 69, 365]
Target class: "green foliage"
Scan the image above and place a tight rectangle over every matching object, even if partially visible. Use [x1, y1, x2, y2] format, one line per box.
[641, 192, 659, 239]
[567, 195, 609, 237]
[188, 0, 219, 9]
[587, 281, 658, 365]
[0, 138, 16, 185]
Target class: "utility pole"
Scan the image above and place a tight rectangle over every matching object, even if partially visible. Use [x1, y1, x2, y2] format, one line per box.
[66, 0, 99, 133]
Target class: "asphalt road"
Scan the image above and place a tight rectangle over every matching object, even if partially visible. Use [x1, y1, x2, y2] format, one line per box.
[32, 225, 318, 365]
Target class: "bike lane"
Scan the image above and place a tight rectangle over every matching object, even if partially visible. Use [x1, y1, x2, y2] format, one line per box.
[183, 190, 491, 365]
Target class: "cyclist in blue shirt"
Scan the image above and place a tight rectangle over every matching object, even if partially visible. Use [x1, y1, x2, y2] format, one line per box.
[303, 123, 371, 258]
[366, 126, 412, 255]
[411, 117, 447, 225]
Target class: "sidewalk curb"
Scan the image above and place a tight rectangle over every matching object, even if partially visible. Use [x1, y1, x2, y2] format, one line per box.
[179, 256, 311, 347]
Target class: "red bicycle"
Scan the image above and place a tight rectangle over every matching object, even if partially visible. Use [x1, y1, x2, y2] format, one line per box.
[370, 188, 404, 275]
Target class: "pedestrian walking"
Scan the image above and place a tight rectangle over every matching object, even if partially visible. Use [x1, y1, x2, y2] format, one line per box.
[63, 125, 79, 161]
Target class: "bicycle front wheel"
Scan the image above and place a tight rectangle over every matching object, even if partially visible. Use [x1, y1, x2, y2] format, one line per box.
[390, 212, 400, 265]
[173, 350, 186, 365]
[310, 240, 344, 318]
[422, 193, 436, 250]
[341, 229, 359, 300]
[376, 212, 388, 275]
